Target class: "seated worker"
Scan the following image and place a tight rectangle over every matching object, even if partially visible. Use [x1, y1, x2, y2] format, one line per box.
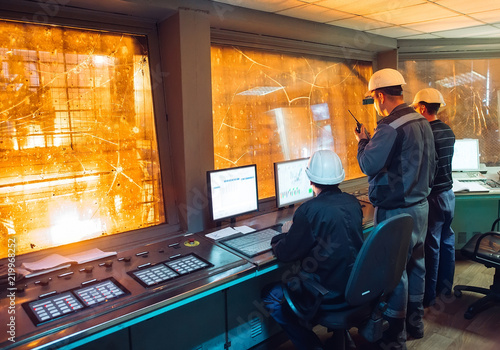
[262, 150, 364, 350]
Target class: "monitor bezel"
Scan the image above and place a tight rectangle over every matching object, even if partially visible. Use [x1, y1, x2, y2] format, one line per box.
[452, 138, 480, 172]
[274, 157, 313, 209]
[206, 164, 259, 222]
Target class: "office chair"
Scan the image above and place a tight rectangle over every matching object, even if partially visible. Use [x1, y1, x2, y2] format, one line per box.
[453, 218, 500, 319]
[283, 213, 414, 349]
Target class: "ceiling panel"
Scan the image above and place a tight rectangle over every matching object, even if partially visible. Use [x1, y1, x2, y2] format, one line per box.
[328, 15, 390, 31]
[211, 0, 500, 39]
[403, 16, 485, 34]
[366, 26, 424, 39]
[468, 10, 500, 24]
[212, 0, 304, 13]
[366, 3, 459, 25]
[277, 4, 352, 23]
[433, 25, 500, 38]
[318, 0, 425, 16]
[433, 0, 500, 14]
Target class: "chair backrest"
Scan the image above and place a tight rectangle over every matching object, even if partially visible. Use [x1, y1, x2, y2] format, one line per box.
[492, 218, 500, 231]
[345, 213, 413, 306]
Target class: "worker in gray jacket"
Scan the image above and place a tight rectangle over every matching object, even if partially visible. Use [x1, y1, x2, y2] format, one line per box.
[355, 69, 437, 350]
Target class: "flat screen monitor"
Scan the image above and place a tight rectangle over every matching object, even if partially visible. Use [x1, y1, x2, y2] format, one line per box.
[274, 158, 314, 208]
[207, 164, 259, 222]
[452, 139, 480, 172]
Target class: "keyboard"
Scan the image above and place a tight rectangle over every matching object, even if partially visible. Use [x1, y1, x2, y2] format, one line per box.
[485, 179, 500, 189]
[452, 172, 487, 180]
[457, 179, 500, 187]
[220, 226, 281, 258]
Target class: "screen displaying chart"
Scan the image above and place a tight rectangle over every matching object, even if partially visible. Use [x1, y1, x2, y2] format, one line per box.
[274, 158, 314, 208]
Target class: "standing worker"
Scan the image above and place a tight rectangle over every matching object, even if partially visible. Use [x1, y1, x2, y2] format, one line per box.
[262, 150, 363, 350]
[355, 69, 437, 350]
[411, 88, 456, 308]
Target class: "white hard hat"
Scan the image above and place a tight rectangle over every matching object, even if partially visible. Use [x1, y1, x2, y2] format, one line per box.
[411, 88, 446, 107]
[367, 68, 406, 92]
[305, 150, 345, 185]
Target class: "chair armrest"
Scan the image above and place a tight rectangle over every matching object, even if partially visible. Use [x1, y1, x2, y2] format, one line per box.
[306, 278, 330, 297]
[473, 231, 500, 255]
[471, 231, 500, 268]
[282, 278, 330, 322]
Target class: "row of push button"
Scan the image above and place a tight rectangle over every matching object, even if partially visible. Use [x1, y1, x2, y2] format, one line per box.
[30, 293, 83, 322]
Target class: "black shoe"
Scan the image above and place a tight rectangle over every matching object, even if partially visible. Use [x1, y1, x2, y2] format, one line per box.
[423, 296, 436, 308]
[406, 322, 424, 339]
[406, 302, 424, 339]
[379, 317, 407, 350]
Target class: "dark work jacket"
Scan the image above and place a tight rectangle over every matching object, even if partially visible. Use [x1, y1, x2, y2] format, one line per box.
[271, 188, 363, 309]
[429, 119, 455, 194]
[357, 104, 437, 209]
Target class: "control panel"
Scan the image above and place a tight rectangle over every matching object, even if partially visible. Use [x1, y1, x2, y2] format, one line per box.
[22, 277, 128, 326]
[1, 233, 253, 349]
[129, 254, 212, 288]
[24, 291, 83, 325]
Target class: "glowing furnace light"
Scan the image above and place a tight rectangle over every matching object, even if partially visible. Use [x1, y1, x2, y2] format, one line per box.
[50, 208, 103, 246]
[93, 55, 109, 66]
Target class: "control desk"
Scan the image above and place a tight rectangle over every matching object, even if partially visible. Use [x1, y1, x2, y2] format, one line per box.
[0, 232, 254, 349]
[0, 179, 375, 350]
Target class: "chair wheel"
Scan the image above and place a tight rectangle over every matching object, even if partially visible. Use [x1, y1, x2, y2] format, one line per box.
[464, 311, 474, 320]
[454, 290, 462, 298]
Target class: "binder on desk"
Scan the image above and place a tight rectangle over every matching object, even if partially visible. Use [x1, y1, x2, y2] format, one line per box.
[452, 180, 489, 193]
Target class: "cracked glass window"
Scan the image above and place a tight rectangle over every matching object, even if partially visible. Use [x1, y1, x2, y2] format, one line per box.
[0, 20, 164, 258]
[401, 59, 500, 166]
[211, 45, 374, 199]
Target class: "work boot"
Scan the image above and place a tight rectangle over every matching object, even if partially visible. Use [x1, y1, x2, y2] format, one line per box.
[406, 302, 424, 339]
[378, 316, 407, 350]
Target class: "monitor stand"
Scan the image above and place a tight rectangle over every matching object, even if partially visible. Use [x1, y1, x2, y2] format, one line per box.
[215, 217, 236, 228]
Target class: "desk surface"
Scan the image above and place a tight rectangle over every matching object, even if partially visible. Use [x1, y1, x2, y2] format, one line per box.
[453, 167, 500, 195]
[0, 233, 256, 350]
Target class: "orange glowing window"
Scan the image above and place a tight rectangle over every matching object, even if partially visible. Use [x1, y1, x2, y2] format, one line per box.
[211, 45, 375, 199]
[0, 20, 164, 258]
[400, 59, 500, 166]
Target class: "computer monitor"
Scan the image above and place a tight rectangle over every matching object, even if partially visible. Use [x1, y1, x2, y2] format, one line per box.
[207, 164, 259, 222]
[452, 139, 480, 171]
[274, 158, 314, 208]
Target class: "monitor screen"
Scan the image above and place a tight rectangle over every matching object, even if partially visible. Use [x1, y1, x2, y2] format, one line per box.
[207, 164, 259, 221]
[274, 158, 314, 208]
[452, 139, 480, 171]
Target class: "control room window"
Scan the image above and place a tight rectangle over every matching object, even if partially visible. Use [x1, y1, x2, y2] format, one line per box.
[0, 20, 165, 258]
[211, 45, 374, 199]
[400, 59, 500, 166]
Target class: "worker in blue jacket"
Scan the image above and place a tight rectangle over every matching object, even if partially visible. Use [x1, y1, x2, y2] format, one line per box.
[355, 69, 437, 350]
[262, 150, 363, 350]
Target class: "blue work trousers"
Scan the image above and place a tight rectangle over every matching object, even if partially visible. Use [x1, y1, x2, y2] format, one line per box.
[375, 200, 429, 319]
[424, 189, 455, 305]
[261, 283, 323, 350]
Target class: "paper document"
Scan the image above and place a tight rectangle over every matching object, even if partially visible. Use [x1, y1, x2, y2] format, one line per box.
[66, 248, 117, 264]
[21, 254, 73, 272]
[206, 227, 239, 240]
[21, 248, 117, 273]
[234, 226, 256, 234]
[206, 225, 259, 240]
[452, 180, 489, 193]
